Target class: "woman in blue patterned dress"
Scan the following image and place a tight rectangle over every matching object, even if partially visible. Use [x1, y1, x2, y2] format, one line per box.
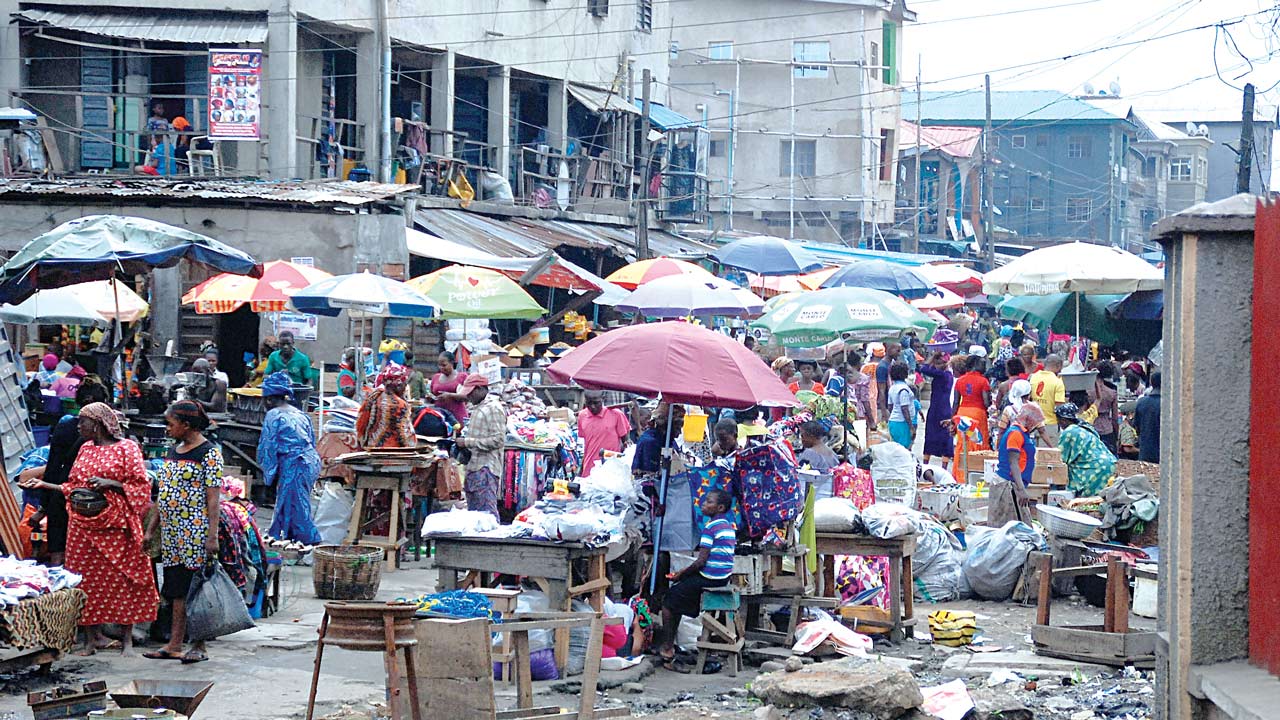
[256, 372, 322, 544]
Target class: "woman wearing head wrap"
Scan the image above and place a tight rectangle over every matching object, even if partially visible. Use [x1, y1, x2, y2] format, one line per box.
[36, 353, 61, 388]
[19, 401, 156, 655]
[356, 364, 416, 449]
[996, 402, 1046, 488]
[146, 400, 224, 663]
[950, 354, 993, 469]
[256, 372, 323, 545]
[1055, 402, 1117, 497]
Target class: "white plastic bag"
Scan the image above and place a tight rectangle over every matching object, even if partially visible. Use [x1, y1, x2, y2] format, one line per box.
[961, 521, 1046, 600]
[861, 502, 921, 539]
[813, 497, 860, 532]
[421, 508, 500, 538]
[313, 482, 355, 546]
[792, 619, 873, 656]
[910, 515, 967, 602]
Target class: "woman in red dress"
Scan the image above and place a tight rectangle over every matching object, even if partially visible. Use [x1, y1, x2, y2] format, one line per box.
[23, 402, 158, 655]
[951, 355, 994, 470]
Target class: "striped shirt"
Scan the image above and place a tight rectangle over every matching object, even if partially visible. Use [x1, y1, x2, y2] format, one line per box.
[699, 515, 736, 580]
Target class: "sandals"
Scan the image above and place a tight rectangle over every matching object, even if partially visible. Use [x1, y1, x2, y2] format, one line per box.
[180, 650, 208, 664]
[143, 649, 184, 661]
[662, 658, 692, 674]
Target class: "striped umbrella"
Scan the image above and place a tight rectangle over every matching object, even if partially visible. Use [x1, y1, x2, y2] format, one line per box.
[182, 259, 333, 314]
[604, 257, 714, 290]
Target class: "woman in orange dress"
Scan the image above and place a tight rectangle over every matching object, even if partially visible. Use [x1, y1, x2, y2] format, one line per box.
[952, 355, 993, 470]
[21, 402, 157, 655]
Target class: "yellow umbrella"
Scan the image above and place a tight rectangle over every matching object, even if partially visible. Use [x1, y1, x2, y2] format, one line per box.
[604, 257, 714, 290]
[182, 259, 333, 314]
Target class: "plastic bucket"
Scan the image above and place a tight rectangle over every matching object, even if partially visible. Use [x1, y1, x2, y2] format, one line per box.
[683, 412, 708, 443]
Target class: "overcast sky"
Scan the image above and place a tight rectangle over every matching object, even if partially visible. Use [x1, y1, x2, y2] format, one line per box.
[907, 0, 1279, 113]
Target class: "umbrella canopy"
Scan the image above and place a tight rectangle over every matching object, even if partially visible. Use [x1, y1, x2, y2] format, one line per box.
[713, 236, 824, 276]
[181, 259, 333, 314]
[911, 285, 966, 311]
[407, 266, 545, 320]
[997, 293, 1125, 345]
[613, 274, 764, 318]
[752, 286, 938, 347]
[545, 321, 796, 409]
[1107, 289, 1163, 321]
[605, 257, 713, 290]
[982, 242, 1164, 296]
[748, 267, 836, 296]
[0, 280, 148, 325]
[289, 271, 439, 319]
[915, 263, 985, 296]
[819, 259, 937, 300]
[0, 215, 261, 305]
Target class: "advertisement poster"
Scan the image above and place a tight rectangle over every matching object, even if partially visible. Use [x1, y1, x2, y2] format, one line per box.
[208, 49, 262, 140]
[276, 312, 318, 341]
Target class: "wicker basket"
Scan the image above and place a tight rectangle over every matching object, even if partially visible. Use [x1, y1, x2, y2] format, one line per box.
[312, 545, 384, 600]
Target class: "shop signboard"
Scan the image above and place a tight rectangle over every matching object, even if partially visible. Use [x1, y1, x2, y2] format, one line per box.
[208, 49, 262, 140]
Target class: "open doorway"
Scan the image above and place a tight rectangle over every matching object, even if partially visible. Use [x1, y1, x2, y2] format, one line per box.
[216, 305, 258, 387]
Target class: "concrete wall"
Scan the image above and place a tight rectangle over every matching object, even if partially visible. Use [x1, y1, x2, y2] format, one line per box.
[1154, 194, 1258, 719]
[666, 0, 901, 242]
[0, 200, 408, 364]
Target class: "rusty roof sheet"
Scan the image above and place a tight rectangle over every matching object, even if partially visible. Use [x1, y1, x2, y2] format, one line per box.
[0, 179, 418, 207]
[899, 121, 982, 159]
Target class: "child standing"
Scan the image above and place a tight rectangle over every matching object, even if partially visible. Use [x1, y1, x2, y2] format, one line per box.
[658, 489, 736, 672]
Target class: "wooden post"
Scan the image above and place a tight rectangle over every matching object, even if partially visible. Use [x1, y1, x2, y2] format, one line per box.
[1036, 553, 1053, 627]
[1237, 83, 1256, 194]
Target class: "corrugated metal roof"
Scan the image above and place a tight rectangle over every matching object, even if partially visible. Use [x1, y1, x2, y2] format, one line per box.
[899, 121, 981, 159]
[634, 101, 700, 130]
[903, 90, 1122, 125]
[567, 84, 641, 116]
[413, 208, 712, 263]
[13, 8, 268, 44]
[0, 179, 416, 206]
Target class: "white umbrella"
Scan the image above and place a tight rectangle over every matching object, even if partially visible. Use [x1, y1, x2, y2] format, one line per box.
[982, 242, 1163, 296]
[612, 274, 764, 318]
[0, 279, 149, 325]
[983, 242, 1163, 337]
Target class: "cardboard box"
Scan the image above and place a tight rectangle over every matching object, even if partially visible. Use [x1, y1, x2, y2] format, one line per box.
[546, 407, 573, 424]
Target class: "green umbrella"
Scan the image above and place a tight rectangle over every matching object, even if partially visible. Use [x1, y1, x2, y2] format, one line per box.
[406, 265, 545, 320]
[996, 293, 1124, 345]
[751, 286, 937, 347]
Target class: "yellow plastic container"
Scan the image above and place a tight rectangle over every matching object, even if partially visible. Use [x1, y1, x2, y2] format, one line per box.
[683, 411, 708, 443]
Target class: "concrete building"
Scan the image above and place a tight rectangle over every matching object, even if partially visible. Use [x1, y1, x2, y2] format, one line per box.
[895, 121, 982, 257]
[904, 90, 1158, 252]
[665, 0, 915, 245]
[1141, 105, 1277, 203]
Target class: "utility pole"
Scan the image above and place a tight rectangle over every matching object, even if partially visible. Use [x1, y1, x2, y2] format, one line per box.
[983, 74, 996, 272]
[788, 60, 797, 240]
[909, 58, 922, 255]
[637, 68, 652, 260]
[376, 0, 392, 182]
[1237, 82, 1256, 194]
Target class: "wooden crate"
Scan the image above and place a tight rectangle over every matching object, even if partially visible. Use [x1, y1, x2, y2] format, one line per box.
[1031, 624, 1156, 668]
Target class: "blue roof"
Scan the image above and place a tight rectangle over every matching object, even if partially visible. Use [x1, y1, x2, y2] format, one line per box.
[904, 90, 1125, 126]
[800, 242, 949, 267]
[634, 101, 699, 130]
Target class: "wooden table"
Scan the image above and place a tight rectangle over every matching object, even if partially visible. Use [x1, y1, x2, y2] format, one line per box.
[813, 533, 917, 641]
[429, 536, 609, 671]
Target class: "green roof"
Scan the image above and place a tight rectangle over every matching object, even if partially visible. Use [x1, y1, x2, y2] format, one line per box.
[904, 90, 1125, 126]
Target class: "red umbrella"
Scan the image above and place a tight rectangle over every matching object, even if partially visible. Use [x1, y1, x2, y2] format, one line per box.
[546, 320, 796, 409]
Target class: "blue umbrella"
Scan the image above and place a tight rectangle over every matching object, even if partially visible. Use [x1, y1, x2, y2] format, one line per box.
[0, 214, 261, 304]
[820, 259, 937, 300]
[712, 235, 824, 276]
[290, 271, 438, 318]
[1107, 290, 1162, 321]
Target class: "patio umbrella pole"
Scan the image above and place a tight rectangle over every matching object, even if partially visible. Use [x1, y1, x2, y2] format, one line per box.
[1075, 292, 1081, 340]
[113, 279, 129, 412]
[647, 402, 677, 595]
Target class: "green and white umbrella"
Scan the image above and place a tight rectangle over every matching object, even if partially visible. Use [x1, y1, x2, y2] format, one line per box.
[751, 286, 937, 347]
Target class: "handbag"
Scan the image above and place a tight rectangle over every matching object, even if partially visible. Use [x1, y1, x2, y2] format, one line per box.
[185, 561, 255, 642]
[68, 488, 108, 517]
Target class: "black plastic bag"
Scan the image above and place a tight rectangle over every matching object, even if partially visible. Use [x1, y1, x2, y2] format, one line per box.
[186, 561, 254, 642]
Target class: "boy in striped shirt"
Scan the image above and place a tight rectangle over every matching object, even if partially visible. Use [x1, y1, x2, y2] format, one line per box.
[657, 489, 736, 671]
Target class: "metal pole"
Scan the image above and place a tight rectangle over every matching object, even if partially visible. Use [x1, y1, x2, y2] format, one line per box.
[789, 61, 796, 240]
[730, 59, 740, 229]
[1237, 82, 1256, 194]
[638, 68, 652, 260]
[647, 403, 677, 594]
[377, 0, 392, 182]
[911, 57, 922, 255]
[983, 74, 996, 272]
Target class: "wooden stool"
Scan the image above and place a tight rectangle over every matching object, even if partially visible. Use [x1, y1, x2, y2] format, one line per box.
[305, 602, 422, 720]
[347, 473, 411, 571]
[474, 588, 521, 682]
[695, 587, 744, 676]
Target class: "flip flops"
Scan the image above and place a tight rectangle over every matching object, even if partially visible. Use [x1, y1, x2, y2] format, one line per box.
[143, 649, 184, 660]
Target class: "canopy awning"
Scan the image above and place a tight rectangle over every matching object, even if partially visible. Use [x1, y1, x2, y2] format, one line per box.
[12, 8, 268, 44]
[568, 83, 641, 116]
[634, 101, 700, 130]
[406, 226, 614, 294]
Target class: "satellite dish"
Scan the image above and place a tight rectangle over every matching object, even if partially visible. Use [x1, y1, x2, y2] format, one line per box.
[1198, 124, 1210, 136]
[1186, 121, 1198, 136]
[1083, 82, 1096, 95]
[1109, 81, 1122, 96]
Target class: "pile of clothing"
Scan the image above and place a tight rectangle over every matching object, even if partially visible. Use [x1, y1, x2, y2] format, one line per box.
[321, 396, 361, 433]
[0, 557, 81, 607]
[499, 379, 548, 419]
[507, 418, 575, 448]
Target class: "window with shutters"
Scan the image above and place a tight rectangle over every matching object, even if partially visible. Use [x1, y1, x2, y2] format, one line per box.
[637, 0, 652, 31]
